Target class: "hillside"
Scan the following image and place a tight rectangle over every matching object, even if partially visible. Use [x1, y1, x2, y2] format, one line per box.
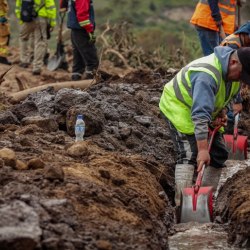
[6, 0, 249, 62]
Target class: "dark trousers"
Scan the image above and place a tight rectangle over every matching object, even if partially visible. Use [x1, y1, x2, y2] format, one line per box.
[166, 119, 228, 168]
[71, 29, 99, 74]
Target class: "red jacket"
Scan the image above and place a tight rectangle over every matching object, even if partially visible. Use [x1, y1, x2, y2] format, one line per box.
[60, 0, 94, 32]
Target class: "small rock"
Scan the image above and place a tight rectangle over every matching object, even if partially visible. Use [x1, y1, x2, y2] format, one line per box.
[41, 199, 67, 208]
[18, 124, 43, 135]
[158, 191, 166, 199]
[67, 141, 89, 157]
[27, 158, 45, 170]
[134, 116, 152, 127]
[22, 116, 58, 132]
[0, 148, 16, 168]
[15, 160, 28, 170]
[119, 127, 131, 139]
[0, 111, 20, 125]
[43, 165, 64, 181]
[96, 240, 112, 250]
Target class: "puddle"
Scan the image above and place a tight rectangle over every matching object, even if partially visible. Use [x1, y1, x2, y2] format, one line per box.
[168, 223, 245, 250]
[168, 159, 250, 249]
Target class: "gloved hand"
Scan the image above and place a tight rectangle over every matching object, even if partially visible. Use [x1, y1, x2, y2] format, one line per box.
[0, 16, 7, 23]
[212, 108, 228, 127]
[215, 20, 223, 28]
[88, 32, 96, 44]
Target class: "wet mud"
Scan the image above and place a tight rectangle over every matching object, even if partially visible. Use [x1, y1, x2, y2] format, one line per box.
[0, 64, 249, 249]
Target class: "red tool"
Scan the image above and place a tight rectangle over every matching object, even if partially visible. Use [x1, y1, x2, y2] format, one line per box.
[180, 126, 221, 223]
[224, 113, 248, 160]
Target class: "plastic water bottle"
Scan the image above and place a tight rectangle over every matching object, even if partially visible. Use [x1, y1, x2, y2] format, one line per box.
[75, 115, 85, 142]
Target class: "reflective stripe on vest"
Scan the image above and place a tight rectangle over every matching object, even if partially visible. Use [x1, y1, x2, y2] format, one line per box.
[190, 0, 236, 35]
[220, 34, 242, 48]
[159, 53, 240, 134]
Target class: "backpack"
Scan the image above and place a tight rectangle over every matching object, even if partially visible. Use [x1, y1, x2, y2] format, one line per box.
[20, 0, 38, 22]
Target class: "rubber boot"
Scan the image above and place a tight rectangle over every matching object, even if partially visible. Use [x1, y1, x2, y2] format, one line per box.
[201, 166, 222, 192]
[175, 164, 194, 207]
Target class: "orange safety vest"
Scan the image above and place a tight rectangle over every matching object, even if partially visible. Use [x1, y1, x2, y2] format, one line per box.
[220, 33, 242, 48]
[190, 0, 236, 35]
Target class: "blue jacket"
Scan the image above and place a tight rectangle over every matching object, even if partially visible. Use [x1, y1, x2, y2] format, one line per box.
[191, 46, 240, 140]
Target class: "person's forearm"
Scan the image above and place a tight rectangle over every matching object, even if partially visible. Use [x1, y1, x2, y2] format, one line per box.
[193, 117, 209, 140]
[197, 139, 208, 151]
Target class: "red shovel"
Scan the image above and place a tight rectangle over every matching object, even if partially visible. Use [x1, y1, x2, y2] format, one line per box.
[224, 113, 248, 160]
[180, 126, 221, 223]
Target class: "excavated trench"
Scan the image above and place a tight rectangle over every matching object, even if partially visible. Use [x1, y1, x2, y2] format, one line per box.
[0, 68, 249, 249]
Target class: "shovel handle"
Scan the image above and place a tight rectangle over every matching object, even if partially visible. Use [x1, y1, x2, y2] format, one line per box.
[233, 113, 240, 140]
[195, 125, 222, 192]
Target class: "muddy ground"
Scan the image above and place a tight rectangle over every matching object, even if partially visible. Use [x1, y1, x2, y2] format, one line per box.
[0, 61, 249, 249]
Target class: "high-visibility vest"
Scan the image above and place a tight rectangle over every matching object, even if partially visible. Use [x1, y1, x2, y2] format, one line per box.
[0, 0, 8, 17]
[15, 0, 57, 27]
[159, 53, 240, 134]
[220, 33, 242, 48]
[190, 0, 236, 35]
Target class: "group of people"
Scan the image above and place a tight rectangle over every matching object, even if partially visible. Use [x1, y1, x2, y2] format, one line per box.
[1, 0, 250, 215]
[160, 0, 250, 213]
[0, 0, 98, 79]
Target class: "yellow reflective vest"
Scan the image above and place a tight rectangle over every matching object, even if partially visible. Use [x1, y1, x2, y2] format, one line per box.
[159, 53, 240, 134]
[15, 0, 57, 27]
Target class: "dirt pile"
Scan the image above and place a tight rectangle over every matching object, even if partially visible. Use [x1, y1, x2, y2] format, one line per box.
[0, 69, 177, 249]
[0, 63, 250, 249]
[216, 166, 250, 248]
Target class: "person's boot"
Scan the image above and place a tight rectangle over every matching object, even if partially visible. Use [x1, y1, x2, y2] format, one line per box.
[71, 73, 82, 81]
[83, 70, 95, 80]
[175, 164, 194, 222]
[201, 166, 222, 192]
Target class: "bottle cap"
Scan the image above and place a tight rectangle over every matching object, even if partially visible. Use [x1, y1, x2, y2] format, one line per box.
[77, 114, 83, 119]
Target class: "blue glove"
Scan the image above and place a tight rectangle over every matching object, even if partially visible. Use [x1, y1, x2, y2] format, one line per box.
[0, 17, 7, 23]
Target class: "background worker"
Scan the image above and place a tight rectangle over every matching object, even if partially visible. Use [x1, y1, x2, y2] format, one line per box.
[159, 46, 250, 207]
[190, 0, 240, 56]
[0, 0, 11, 65]
[60, 0, 99, 81]
[221, 21, 250, 48]
[221, 21, 250, 132]
[15, 0, 56, 75]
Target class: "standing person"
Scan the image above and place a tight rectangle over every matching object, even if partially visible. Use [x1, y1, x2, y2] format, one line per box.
[220, 21, 250, 132]
[0, 0, 11, 65]
[60, 0, 99, 81]
[159, 46, 250, 208]
[15, 0, 56, 75]
[190, 0, 240, 56]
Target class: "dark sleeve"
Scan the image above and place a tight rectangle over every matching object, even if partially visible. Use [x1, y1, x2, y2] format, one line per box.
[208, 0, 222, 22]
[60, 0, 68, 9]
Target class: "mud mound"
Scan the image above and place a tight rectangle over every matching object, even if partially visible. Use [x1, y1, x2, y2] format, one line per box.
[0, 123, 174, 249]
[0, 68, 177, 249]
[215, 167, 250, 248]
